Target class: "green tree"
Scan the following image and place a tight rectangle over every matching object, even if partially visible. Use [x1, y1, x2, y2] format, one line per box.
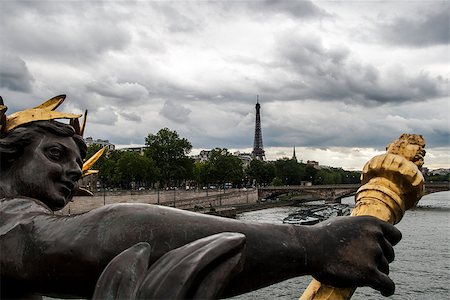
[314, 169, 339, 185]
[246, 159, 275, 186]
[271, 177, 284, 186]
[425, 173, 450, 182]
[274, 158, 304, 185]
[193, 162, 211, 187]
[102, 150, 124, 187]
[303, 164, 318, 182]
[171, 156, 194, 185]
[145, 128, 192, 187]
[117, 151, 159, 188]
[207, 148, 243, 186]
[340, 169, 360, 184]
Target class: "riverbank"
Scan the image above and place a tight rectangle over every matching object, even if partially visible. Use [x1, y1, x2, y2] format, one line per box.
[58, 188, 300, 217]
[199, 200, 296, 217]
[59, 188, 260, 215]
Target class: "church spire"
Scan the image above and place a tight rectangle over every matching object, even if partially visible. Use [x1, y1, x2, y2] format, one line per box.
[292, 146, 297, 162]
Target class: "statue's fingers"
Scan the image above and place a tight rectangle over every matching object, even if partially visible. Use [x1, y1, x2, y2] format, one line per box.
[377, 255, 390, 275]
[93, 242, 151, 300]
[136, 232, 246, 299]
[380, 222, 402, 245]
[191, 250, 244, 299]
[379, 237, 395, 263]
[369, 271, 395, 297]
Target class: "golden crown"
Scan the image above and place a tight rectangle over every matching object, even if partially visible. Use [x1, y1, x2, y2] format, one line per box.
[0, 95, 105, 188]
[0, 94, 87, 136]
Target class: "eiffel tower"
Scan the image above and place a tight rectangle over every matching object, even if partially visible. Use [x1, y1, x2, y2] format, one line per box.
[252, 95, 265, 160]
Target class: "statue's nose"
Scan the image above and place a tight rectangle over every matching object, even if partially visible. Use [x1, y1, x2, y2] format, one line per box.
[66, 161, 82, 182]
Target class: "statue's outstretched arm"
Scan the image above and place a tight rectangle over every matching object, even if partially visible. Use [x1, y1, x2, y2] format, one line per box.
[0, 200, 400, 298]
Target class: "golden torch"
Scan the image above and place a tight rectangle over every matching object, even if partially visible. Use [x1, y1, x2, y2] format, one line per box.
[300, 134, 426, 300]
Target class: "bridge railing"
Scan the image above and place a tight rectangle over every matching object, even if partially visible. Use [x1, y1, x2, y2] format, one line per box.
[258, 184, 361, 190]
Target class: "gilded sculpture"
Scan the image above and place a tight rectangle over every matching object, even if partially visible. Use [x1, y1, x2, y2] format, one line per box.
[300, 134, 426, 300]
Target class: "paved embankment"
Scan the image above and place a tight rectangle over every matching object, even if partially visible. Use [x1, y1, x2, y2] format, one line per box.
[58, 189, 260, 215]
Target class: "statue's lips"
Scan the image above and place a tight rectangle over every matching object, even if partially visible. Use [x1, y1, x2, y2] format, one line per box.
[414, 150, 426, 161]
[57, 181, 75, 197]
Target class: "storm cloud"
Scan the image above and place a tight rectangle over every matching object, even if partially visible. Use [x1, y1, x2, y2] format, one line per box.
[378, 8, 449, 47]
[0, 0, 447, 169]
[272, 31, 445, 104]
[160, 100, 192, 123]
[0, 54, 34, 93]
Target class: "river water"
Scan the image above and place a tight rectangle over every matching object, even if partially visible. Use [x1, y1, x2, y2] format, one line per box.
[232, 191, 450, 300]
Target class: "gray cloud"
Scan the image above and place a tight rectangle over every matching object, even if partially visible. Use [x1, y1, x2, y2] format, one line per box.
[0, 1, 447, 168]
[378, 8, 449, 47]
[272, 31, 445, 104]
[158, 4, 202, 33]
[0, 55, 34, 93]
[0, 1, 132, 63]
[160, 100, 192, 123]
[119, 111, 142, 123]
[249, 0, 329, 19]
[90, 107, 118, 126]
[86, 78, 149, 104]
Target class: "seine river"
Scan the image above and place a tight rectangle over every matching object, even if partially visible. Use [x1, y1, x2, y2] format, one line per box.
[233, 191, 450, 300]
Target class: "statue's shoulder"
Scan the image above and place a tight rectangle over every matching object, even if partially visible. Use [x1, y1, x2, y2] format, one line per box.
[0, 197, 52, 214]
[0, 197, 52, 236]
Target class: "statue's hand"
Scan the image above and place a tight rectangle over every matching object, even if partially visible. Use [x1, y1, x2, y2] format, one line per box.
[307, 216, 402, 296]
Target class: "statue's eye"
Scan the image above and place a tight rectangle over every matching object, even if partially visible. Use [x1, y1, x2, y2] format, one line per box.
[47, 147, 62, 161]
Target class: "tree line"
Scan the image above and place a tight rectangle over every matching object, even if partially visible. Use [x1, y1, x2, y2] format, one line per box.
[85, 128, 362, 190]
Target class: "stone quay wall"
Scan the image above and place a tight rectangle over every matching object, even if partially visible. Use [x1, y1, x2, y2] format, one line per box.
[58, 189, 258, 215]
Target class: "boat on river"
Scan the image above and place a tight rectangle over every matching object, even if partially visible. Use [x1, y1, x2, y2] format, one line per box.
[282, 204, 351, 225]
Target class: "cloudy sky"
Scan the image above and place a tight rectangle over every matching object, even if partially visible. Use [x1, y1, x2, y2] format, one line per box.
[1, 0, 448, 170]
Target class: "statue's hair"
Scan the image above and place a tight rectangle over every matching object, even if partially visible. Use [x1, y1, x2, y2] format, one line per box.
[0, 121, 87, 170]
[386, 134, 425, 155]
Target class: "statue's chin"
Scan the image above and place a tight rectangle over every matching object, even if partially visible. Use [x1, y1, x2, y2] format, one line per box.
[414, 159, 424, 169]
[46, 195, 70, 211]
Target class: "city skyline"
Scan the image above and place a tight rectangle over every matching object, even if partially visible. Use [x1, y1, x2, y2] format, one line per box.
[1, 1, 448, 170]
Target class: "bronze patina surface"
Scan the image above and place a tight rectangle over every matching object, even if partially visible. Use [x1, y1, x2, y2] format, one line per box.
[0, 96, 403, 299]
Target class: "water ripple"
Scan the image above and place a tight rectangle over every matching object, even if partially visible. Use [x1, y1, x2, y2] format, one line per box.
[233, 192, 450, 300]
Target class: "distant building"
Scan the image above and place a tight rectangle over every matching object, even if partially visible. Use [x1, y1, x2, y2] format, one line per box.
[234, 151, 253, 167]
[84, 137, 115, 150]
[117, 146, 148, 155]
[199, 150, 212, 162]
[429, 168, 450, 175]
[307, 160, 319, 169]
[192, 150, 253, 167]
[292, 146, 297, 162]
[192, 150, 212, 163]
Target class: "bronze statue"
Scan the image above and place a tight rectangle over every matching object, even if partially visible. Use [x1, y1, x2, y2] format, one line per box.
[0, 96, 402, 299]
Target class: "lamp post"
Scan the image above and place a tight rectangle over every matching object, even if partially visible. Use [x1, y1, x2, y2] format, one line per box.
[173, 187, 176, 208]
[101, 176, 106, 206]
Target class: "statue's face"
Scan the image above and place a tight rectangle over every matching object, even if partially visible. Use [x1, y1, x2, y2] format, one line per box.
[396, 142, 426, 168]
[405, 143, 426, 168]
[11, 133, 82, 210]
[386, 134, 426, 168]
